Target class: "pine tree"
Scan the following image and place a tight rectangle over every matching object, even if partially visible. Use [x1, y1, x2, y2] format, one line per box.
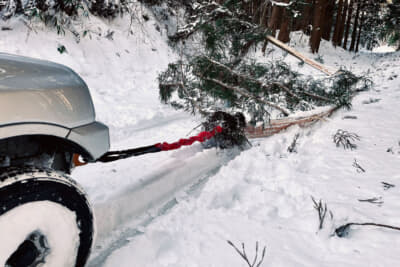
[354, 0, 386, 51]
[159, 0, 370, 125]
[382, 0, 400, 50]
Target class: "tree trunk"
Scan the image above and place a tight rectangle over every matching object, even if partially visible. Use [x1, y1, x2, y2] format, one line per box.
[332, 0, 344, 46]
[322, 0, 335, 41]
[278, 0, 291, 43]
[268, 1, 284, 36]
[259, 2, 272, 28]
[355, 6, 366, 52]
[310, 0, 328, 53]
[342, 0, 354, 50]
[337, 0, 349, 46]
[299, 0, 313, 34]
[349, 0, 361, 52]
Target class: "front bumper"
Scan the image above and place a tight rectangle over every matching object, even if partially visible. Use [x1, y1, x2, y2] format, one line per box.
[68, 121, 110, 161]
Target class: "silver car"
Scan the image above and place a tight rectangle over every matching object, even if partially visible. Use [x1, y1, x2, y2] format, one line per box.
[0, 53, 110, 267]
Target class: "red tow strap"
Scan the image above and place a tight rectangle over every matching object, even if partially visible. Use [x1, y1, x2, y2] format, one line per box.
[95, 126, 223, 163]
[155, 126, 223, 151]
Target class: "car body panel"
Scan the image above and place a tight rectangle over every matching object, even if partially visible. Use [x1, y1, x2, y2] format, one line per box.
[0, 53, 95, 128]
[68, 122, 110, 160]
[0, 123, 69, 140]
[0, 53, 109, 160]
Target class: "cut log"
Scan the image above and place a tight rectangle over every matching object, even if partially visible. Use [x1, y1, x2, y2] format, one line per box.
[245, 107, 336, 138]
[266, 35, 336, 76]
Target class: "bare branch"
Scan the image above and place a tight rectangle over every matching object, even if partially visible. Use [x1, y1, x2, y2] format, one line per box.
[352, 159, 366, 173]
[336, 222, 400, 238]
[227, 240, 267, 267]
[311, 196, 329, 230]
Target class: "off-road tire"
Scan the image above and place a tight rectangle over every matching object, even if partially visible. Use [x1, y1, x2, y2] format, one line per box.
[0, 167, 94, 267]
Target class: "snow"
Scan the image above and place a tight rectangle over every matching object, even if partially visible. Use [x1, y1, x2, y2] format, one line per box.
[0, 201, 79, 266]
[1, 5, 400, 267]
[373, 45, 396, 53]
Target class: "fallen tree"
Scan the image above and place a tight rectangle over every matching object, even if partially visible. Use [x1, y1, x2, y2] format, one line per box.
[158, 0, 371, 139]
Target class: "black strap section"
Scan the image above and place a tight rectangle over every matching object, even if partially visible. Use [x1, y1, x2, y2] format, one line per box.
[96, 145, 162, 163]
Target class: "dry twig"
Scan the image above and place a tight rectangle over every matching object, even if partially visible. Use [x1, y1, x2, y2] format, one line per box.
[336, 222, 400, 237]
[352, 159, 366, 173]
[358, 197, 383, 206]
[311, 196, 329, 230]
[227, 240, 266, 267]
[333, 129, 360, 150]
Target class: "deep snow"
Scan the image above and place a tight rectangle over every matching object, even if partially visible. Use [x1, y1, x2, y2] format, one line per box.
[1, 5, 400, 266]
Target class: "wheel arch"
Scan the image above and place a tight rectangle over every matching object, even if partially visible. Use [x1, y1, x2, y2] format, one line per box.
[0, 122, 109, 163]
[0, 124, 94, 170]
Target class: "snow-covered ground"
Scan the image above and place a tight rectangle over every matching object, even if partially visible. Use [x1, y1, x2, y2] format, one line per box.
[1, 6, 400, 266]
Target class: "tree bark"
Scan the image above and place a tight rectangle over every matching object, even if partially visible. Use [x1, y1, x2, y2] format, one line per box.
[322, 0, 335, 41]
[332, 0, 344, 46]
[342, 0, 354, 50]
[245, 107, 336, 139]
[310, 0, 328, 53]
[278, 0, 291, 43]
[259, 2, 272, 28]
[268, 1, 284, 36]
[299, 0, 313, 34]
[349, 0, 361, 51]
[337, 0, 349, 46]
[355, 5, 366, 52]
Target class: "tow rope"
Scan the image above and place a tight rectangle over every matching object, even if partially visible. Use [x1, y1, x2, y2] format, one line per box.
[95, 126, 223, 163]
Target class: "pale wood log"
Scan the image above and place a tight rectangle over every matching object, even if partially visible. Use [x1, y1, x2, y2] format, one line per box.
[266, 35, 336, 76]
[245, 107, 336, 138]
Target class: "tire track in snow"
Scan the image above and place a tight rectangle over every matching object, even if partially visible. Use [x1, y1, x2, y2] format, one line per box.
[87, 147, 239, 266]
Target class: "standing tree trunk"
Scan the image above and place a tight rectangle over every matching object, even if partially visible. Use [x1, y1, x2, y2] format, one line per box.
[337, 0, 349, 46]
[268, 1, 284, 36]
[342, 0, 354, 50]
[259, 2, 271, 28]
[332, 0, 344, 46]
[299, 0, 313, 34]
[278, 0, 291, 43]
[322, 0, 335, 41]
[355, 7, 366, 52]
[349, 0, 361, 51]
[310, 0, 328, 53]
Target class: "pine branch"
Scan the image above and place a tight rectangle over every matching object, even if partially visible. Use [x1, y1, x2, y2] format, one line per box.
[198, 74, 290, 116]
[169, 2, 233, 42]
[159, 80, 207, 115]
[202, 56, 304, 103]
[270, 82, 303, 102]
[301, 91, 333, 103]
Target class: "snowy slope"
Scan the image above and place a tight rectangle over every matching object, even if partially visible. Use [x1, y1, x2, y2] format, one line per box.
[102, 49, 400, 267]
[2, 8, 400, 267]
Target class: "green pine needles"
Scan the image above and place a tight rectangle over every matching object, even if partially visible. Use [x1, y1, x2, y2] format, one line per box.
[382, 0, 400, 50]
[159, 1, 371, 125]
